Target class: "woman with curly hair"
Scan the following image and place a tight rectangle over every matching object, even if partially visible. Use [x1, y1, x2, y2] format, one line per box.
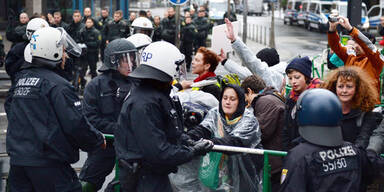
[322, 66, 378, 149]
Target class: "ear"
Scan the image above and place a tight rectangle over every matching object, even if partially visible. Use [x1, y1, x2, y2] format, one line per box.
[204, 63, 211, 71]
[247, 88, 254, 95]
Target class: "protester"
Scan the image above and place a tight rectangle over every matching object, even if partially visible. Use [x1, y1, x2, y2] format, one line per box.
[282, 56, 322, 150]
[222, 18, 286, 91]
[187, 84, 262, 191]
[322, 66, 379, 149]
[174, 47, 221, 99]
[114, 41, 213, 191]
[80, 39, 138, 191]
[328, 16, 384, 103]
[280, 88, 381, 192]
[378, 16, 384, 46]
[241, 75, 284, 192]
[6, 27, 105, 191]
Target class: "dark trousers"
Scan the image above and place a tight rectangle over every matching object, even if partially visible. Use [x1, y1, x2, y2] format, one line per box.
[84, 51, 98, 78]
[100, 41, 106, 63]
[271, 172, 281, 192]
[8, 164, 81, 192]
[79, 147, 116, 190]
[195, 38, 206, 51]
[180, 42, 193, 70]
[119, 167, 173, 192]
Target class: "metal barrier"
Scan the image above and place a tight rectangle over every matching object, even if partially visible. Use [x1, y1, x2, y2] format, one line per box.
[238, 22, 270, 45]
[103, 134, 288, 192]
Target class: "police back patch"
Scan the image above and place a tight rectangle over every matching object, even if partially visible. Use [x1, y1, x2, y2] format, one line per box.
[312, 145, 359, 176]
[13, 77, 42, 98]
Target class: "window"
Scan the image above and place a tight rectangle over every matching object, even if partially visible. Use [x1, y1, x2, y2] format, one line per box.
[368, 6, 380, 17]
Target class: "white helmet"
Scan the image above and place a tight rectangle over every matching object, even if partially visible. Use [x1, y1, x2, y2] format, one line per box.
[24, 43, 32, 63]
[30, 27, 81, 67]
[26, 18, 49, 40]
[131, 17, 154, 37]
[129, 41, 185, 82]
[126, 33, 152, 49]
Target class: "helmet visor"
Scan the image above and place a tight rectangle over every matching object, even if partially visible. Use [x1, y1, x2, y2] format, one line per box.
[133, 27, 154, 38]
[57, 27, 82, 57]
[175, 54, 187, 81]
[110, 51, 138, 73]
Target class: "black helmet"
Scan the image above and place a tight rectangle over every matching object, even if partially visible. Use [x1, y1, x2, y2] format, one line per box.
[99, 38, 137, 72]
[296, 88, 343, 147]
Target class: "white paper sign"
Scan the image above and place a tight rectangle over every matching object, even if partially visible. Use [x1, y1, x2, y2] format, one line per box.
[211, 21, 239, 54]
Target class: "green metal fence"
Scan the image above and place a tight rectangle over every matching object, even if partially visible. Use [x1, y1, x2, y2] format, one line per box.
[102, 134, 288, 192]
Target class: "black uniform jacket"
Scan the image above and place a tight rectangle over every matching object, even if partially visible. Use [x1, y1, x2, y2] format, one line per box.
[83, 72, 136, 135]
[280, 141, 373, 192]
[6, 66, 104, 167]
[114, 82, 194, 174]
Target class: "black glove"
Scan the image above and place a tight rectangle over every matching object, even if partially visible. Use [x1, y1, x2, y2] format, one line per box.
[191, 139, 213, 156]
[181, 134, 196, 146]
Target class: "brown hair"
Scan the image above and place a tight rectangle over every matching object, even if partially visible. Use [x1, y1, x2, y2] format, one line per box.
[73, 10, 81, 15]
[53, 11, 62, 17]
[197, 47, 220, 72]
[286, 68, 311, 84]
[115, 10, 123, 16]
[241, 75, 266, 94]
[321, 66, 377, 112]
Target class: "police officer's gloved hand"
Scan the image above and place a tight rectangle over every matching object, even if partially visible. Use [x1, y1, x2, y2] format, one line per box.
[181, 134, 196, 146]
[191, 139, 214, 156]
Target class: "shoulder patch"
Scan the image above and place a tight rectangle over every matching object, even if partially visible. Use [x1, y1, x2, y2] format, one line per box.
[98, 35, 102, 41]
[0, 35, 2, 40]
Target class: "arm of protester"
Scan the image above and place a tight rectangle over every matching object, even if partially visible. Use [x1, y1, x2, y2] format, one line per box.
[342, 17, 384, 69]
[327, 19, 349, 62]
[225, 18, 280, 89]
[218, 48, 252, 80]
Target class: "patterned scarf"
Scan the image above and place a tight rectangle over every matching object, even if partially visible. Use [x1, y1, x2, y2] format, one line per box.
[194, 71, 216, 82]
[289, 78, 322, 102]
[225, 115, 242, 125]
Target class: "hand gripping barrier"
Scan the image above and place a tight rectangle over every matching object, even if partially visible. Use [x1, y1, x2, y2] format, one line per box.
[104, 134, 287, 192]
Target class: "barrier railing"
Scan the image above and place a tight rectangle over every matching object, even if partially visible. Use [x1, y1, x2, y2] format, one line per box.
[103, 134, 288, 192]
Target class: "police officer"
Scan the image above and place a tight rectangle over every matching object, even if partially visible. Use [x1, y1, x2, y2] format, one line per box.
[6, 27, 105, 192]
[80, 18, 101, 78]
[194, 9, 211, 50]
[180, 15, 197, 71]
[114, 41, 213, 192]
[5, 18, 49, 84]
[0, 34, 5, 67]
[79, 39, 138, 191]
[82, 7, 102, 30]
[6, 12, 29, 47]
[131, 17, 154, 37]
[280, 88, 379, 192]
[52, 11, 69, 29]
[161, 7, 177, 44]
[67, 10, 85, 88]
[104, 10, 130, 45]
[98, 8, 112, 62]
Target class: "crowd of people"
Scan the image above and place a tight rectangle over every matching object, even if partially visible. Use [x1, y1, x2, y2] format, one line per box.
[3, 5, 384, 192]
